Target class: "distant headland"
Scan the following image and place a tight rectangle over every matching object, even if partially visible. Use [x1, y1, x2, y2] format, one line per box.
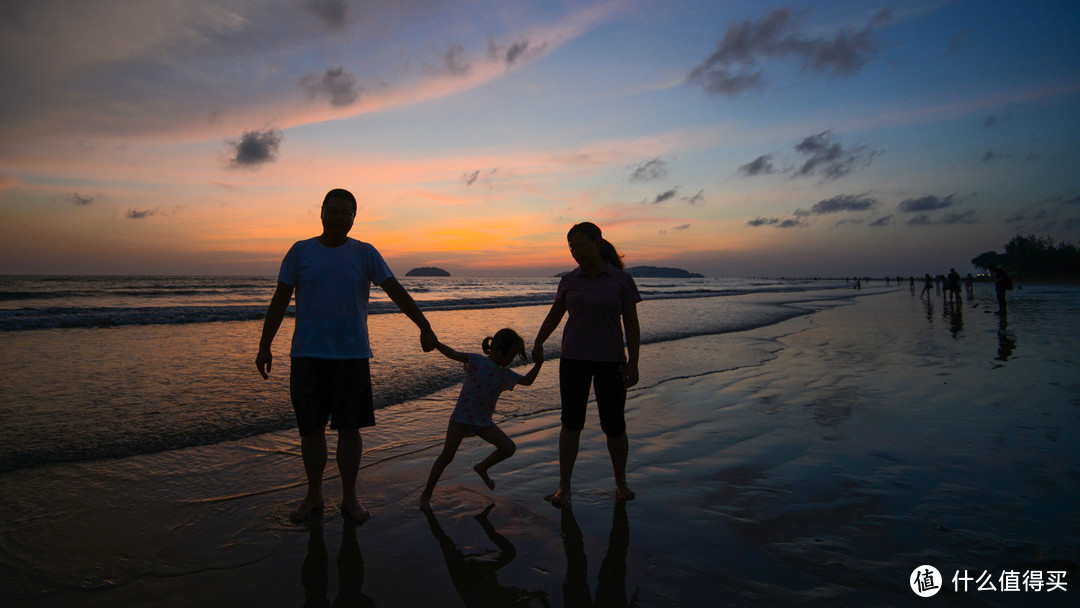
[627, 265, 704, 278]
[555, 265, 704, 278]
[405, 267, 450, 277]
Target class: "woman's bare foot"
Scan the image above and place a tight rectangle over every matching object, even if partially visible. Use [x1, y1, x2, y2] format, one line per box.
[615, 484, 636, 502]
[290, 494, 324, 523]
[340, 497, 371, 523]
[545, 486, 571, 508]
[475, 465, 496, 490]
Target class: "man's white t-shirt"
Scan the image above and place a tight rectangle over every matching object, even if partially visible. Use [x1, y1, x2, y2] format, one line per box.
[278, 237, 393, 359]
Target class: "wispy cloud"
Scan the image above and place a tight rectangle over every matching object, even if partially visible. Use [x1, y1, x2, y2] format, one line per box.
[737, 154, 778, 177]
[646, 187, 680, 205]
[747, 216, 805, 228]
[127, 208, 159, 220]
[682, 190, 705, 205]
[428, 45, 472, 76]
[300, 67, 363, 107]
[69, 193, 95, 206]
[905, 209, 978, 226]
[227, 129, 283, 169]
[628, 157, 670, 182]
[461, 168, 498, 187]
[748, 217, 780, 227]
[898, 194, 956, 213]
[736, 131, 878, 181]
[489, 39, 544, 66]
[940, 210, 979, 224]
[810, 193, 877, 214]
[794, 130, 880, 181]
[688, 7, 892, 96]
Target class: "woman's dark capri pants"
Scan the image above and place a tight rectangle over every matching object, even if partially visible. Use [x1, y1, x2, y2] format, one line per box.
[559, 358, 627, 437]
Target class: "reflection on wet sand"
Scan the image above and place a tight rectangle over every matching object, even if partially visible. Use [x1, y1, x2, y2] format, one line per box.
[944, 300, 963, 338]
[424, 504, 549, 607]
[301, 520, 375, 608]
[560, 502, 636, 608]
[996, 317, 1016, 363]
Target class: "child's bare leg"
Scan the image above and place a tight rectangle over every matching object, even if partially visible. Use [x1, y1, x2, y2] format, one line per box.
[474, 425, 516, 490]
[419, 423, 467, 511]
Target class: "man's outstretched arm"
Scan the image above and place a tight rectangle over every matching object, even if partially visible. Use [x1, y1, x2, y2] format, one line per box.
[380, 277, 437, 351]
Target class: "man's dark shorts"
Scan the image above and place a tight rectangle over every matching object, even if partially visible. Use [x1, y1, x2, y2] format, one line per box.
[290, 357, 375, 437]
[559, 358, 627, 437]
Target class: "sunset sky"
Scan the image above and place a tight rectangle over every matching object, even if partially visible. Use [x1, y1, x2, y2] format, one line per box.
[1, 0, 1078, 277]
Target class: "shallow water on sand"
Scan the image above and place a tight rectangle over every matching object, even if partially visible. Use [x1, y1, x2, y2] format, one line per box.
[0, 283, 859, 471]
[2, 285, 1077, 606]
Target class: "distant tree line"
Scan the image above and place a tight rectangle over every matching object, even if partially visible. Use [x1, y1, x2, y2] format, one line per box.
[972, 235, 1080, 277]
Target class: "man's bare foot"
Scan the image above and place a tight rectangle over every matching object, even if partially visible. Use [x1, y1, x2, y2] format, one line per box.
[340, 498, 371, 523]
[418, 494, 433, 513]
[545, 487, 570, 508]
[290, 494, 324, 523]
[475, 465, 496, 490]
[615, 484, 636, 502]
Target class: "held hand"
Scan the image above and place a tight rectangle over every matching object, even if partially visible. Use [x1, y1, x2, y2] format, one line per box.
[531, 343, 545, 364]
[256, 348, 273, 380]
[420, 328, 438, 352]
[623, 362, 639, 388]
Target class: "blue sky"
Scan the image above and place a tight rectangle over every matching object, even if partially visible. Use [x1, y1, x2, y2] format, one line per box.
[1, 0, 1078, 277]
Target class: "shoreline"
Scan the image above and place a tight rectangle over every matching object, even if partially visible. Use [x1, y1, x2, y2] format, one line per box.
[2, 287, 1078, 606]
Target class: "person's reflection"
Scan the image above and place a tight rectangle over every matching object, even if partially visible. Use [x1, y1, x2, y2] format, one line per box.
[945, 300, 963, 338]
[301, 522, 331, 608]
[560, 502, 636, 608]
[923, 296, 934, 324]
[996, 317, 1016, 362]
[424, 504, 548, 607]
[301, 520, 375, 608]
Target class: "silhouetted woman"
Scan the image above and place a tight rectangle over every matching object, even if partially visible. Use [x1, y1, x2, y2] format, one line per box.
[532, 222, 641, 507]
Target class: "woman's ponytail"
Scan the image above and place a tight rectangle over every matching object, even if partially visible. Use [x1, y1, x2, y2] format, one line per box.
[598, 238, 624, 269]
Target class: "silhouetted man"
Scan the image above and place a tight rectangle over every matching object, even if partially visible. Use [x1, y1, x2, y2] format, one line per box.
[257, 188, 437, 522]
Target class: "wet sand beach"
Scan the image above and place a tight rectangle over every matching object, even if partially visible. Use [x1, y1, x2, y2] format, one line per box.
[2, 287, 1077, 607]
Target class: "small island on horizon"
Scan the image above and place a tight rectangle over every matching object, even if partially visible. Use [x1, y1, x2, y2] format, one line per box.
[405, 266, 451, 277]
[554, 265, 704, 278]
[627, 265, 705, 278]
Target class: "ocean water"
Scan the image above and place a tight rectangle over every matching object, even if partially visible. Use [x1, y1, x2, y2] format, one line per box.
[0, 275, 869, 472]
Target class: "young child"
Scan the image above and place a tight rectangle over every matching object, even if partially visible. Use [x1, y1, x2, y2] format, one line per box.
[419, 328, 543, 512]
